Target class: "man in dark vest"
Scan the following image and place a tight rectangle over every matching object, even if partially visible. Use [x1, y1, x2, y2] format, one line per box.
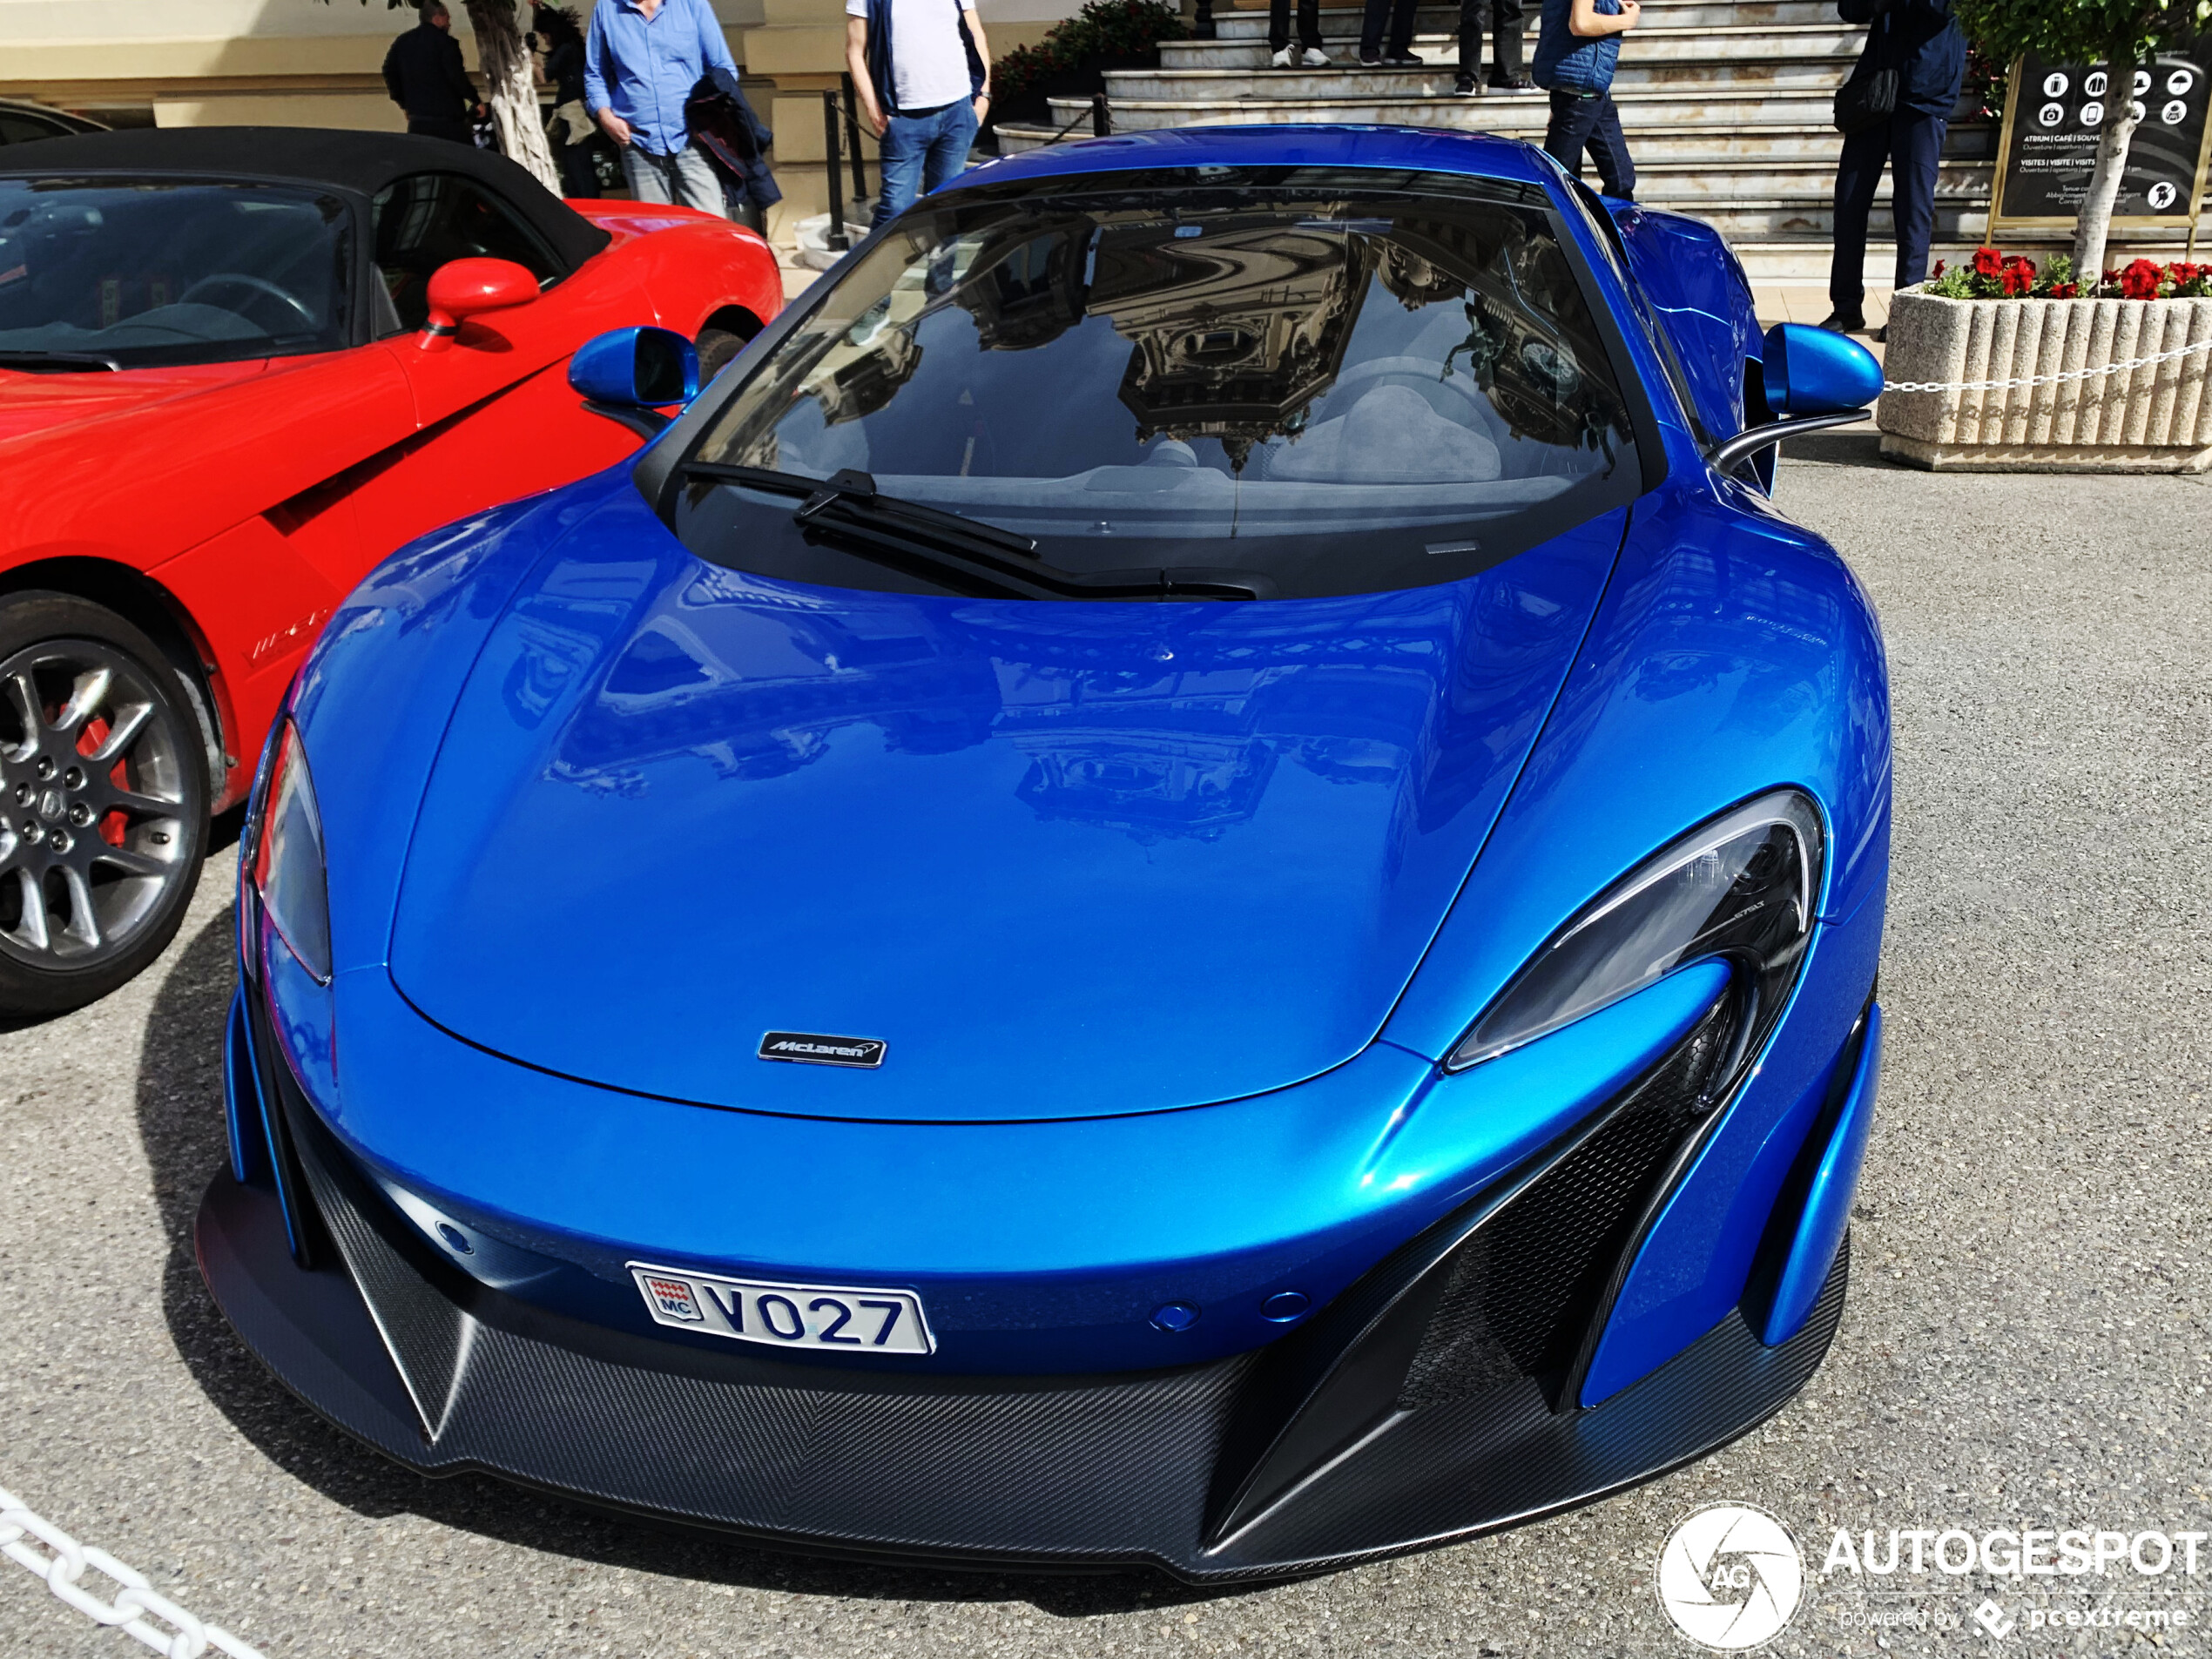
[382, 3, 485, 145]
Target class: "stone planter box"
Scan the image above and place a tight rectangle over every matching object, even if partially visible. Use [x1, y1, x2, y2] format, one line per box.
[1877, 290, 2212, 472]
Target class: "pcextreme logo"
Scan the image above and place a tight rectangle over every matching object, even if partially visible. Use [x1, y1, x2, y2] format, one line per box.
[1657, 1503, 1805, 1649]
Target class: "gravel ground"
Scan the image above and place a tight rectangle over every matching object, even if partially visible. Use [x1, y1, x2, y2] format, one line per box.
[2, 441, 2208, 1658]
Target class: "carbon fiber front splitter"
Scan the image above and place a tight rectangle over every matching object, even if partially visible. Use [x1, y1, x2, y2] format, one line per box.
[194, 1147, 1846, 1582]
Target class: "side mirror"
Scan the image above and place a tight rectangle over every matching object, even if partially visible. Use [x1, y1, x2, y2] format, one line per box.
[568, 326, 700, 436]
[1709, 321, 1886, 477]
[1761, 321, 1885, 415]
[421, 258, 540, 349]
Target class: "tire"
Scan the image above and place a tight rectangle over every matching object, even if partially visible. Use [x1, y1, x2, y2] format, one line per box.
[696, 324, 748, 384]
[0, 591, 211, 1018]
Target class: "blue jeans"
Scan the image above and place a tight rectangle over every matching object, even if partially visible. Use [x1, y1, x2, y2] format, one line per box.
[872, 100, 977, 229]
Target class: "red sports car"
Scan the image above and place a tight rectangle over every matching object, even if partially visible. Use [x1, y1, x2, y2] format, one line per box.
[0, 126, 781, 1015]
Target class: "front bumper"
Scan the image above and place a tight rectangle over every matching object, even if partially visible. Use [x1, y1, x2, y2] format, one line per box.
[196, 976, 1868, 1581]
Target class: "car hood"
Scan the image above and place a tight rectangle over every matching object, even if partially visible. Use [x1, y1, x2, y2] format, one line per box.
[387, 489, 1628, 1122]
[0, 357, 271, 446]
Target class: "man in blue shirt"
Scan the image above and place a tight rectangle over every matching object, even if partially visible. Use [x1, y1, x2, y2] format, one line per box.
[585, 0, 737, 216]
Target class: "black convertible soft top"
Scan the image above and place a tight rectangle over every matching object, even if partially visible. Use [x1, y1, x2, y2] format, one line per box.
[0, 126, 610, 271]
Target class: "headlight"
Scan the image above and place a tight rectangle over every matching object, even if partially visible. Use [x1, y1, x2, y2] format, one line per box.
[1447, 790, 1824, 1095]
[251, 719, 331, 983]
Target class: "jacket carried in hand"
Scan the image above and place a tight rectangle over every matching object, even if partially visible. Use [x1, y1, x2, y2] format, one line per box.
[685, 65, 783, 211]
[1838, 0, 1964, 118]
[1532, 0, 1622, 94]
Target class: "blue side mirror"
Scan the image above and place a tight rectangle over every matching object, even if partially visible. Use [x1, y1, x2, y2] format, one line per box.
[1761, 321, 1884, 416]
[569, 326, 700, 411]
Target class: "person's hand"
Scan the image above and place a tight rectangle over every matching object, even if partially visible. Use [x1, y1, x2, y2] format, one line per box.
[864, 102, 888, 137]
[972, 88, 992, 122]
[597, 107, 633, 145]
[1615, 0, 1639, 26]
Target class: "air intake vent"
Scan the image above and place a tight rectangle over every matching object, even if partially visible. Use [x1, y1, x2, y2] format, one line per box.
[1399, 1001, 1731, 1413]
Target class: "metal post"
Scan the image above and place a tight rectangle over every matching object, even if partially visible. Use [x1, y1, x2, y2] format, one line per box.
[823, 90, 848, 252]
[1091, 91, 1110, 137]
[1193, 0, 1215, 40]
[840, 72, 868, 203]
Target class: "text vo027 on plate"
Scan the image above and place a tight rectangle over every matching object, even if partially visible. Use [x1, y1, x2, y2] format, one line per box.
[758, 1031, 887, 1068]
[630, 1265, 935, 1354]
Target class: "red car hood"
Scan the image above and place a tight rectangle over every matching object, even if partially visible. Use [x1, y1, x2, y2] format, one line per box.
[0, 358, 273, 447]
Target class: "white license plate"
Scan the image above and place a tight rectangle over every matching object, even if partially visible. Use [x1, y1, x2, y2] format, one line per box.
[629, 1262, 934, 1354]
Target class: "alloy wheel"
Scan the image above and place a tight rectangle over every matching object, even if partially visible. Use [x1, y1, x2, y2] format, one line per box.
[0, 637, 194, 968]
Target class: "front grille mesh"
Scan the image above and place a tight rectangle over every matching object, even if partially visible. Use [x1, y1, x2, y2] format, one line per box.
[1397, 1001, 1730, 1411]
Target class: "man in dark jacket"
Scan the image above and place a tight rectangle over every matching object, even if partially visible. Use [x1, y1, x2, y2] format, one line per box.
[1824, 0, 1964, 334]
[382, 3, 484, 145]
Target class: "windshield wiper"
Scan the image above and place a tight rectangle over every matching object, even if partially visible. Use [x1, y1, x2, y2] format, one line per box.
[0, 350, 120, 373]
[680, 462, 1278, 600]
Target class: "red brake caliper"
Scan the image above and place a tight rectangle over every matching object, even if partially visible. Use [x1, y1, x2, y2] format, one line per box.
[75, 716, 129, 847]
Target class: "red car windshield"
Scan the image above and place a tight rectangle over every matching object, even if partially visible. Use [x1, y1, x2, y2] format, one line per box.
[0, 177, 351, 369]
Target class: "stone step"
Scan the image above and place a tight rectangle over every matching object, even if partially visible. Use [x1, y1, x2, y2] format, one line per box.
[1165, 23, 1865, 69]
[998, 118, 1994, 164]
[1206, 1, 1845, 40]
[1109, 53, 1856, 99]
[1054, 84, 1845, 126]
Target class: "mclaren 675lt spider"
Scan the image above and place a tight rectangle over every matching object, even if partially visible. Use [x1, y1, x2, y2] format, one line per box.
[201, 125, 1891, 1581]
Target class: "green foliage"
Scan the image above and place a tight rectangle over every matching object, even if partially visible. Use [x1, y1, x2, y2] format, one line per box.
[994, 0, 1189, 108]
[1952, 0, 2209, 65]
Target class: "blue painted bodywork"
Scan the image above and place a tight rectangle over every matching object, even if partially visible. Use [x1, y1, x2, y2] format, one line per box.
[254, 124, 1889, 1387]
[1760, 1002, 1881, 1347]
[1764, 320, 1889, 415]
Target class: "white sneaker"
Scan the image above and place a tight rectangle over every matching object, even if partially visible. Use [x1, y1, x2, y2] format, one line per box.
[1271, 44, 1297, 67]
[1301, 46, 1332, 66]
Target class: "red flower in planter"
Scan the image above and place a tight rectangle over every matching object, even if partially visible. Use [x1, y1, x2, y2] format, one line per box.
[2118, 258, 2166, 300]
[2048, 281, 2080, 299]
[1973, 246, 2004, 278]
[1932, 259, 1946, 277]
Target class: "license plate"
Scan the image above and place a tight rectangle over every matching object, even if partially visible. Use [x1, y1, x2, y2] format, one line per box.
[629, 1262, 934, 1354]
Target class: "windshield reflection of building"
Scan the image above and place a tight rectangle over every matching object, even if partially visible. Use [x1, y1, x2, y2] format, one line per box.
[939, 204, 1621, 461]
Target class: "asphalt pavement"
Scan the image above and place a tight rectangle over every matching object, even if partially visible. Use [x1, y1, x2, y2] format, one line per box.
[3, 437, 2209, 1658]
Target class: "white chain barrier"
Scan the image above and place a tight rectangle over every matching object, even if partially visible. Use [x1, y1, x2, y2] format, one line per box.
[1880, 332, 2212, 394]
[0, 1484, 267, 1659]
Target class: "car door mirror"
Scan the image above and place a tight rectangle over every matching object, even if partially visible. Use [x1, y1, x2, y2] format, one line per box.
[568, 326, 700, 436]
[1709, 322, 1886, 478]
[421, 257, 541, 350]
[1760, 321, 1884, 415]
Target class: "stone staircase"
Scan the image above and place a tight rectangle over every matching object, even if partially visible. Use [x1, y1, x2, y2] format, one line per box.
[995, 0, 1995, 280]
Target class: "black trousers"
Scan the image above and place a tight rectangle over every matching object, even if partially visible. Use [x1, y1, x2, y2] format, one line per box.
[407, 116, 475, 145]
[1543, 88, 1634, 199]
[1459, 0, 1525, 81]
[1359, 0, 1420, 57]
[1268, 0, 1323, 51]
[1830, 110, 1947, 314]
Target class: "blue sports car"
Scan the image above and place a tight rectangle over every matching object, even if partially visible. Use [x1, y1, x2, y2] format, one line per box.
[200, 125, 1890, 1580]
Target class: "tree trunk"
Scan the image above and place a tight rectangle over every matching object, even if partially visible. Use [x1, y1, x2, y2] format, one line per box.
[461, 0, 561, 192]
[2072, 40, 2143, 291]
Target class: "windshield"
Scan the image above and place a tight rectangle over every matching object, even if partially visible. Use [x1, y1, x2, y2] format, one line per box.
[0, 177, 351, 368]
[682, 166, 1642, 600]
